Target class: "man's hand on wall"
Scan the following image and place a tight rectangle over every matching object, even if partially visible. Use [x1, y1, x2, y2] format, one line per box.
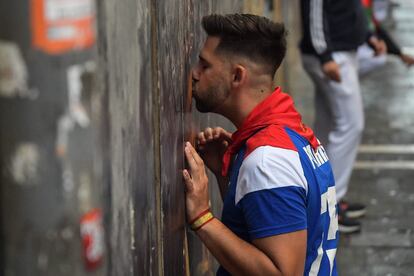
[183, 142, 210, 221]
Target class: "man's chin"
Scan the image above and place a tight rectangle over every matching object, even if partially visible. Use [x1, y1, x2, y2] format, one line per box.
[195, 102, 211, 113]
[194, 98, 216, 113]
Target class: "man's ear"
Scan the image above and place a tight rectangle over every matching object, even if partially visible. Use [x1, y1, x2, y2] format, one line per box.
[231, 65, 247, 88]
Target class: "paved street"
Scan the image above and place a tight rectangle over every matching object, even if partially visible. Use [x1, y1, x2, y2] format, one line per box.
[291, 0, 414, 274]
[337, 1, 414, 274]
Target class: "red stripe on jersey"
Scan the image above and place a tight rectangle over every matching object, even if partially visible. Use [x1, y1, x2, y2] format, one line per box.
[244, 125, 297, 159]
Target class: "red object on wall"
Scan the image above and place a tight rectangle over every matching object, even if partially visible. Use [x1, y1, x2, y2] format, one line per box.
[31, 0, 96, 54]
[80, 208, 104, 271]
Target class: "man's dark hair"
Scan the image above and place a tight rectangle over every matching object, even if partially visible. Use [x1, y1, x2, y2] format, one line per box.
[202, 13, 287, 77]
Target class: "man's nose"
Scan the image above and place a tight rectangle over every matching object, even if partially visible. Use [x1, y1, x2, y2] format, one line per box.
[192, 68, 200, 81]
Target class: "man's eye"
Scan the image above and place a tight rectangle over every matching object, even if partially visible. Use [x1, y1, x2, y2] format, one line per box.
[198, 60, 209, 70]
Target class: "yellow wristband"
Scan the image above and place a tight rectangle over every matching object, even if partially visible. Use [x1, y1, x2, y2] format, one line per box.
[190, 211, 214, 231]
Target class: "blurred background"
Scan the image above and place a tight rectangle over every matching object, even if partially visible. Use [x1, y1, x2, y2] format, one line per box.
[0, 0, 413, 275]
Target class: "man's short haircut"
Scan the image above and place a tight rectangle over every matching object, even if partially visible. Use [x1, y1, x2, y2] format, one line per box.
[202, 13, 287, 77]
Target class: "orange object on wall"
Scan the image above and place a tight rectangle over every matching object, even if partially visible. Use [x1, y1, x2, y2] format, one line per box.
[31, 0, 96, 54]
[80, 208, 104, 271]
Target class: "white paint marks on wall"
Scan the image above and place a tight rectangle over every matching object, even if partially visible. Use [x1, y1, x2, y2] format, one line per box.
[56, 62, 94, 157]
[10, 143, 40, 185]
[67, 63, 92, 127]
[0, 40, 38, 99]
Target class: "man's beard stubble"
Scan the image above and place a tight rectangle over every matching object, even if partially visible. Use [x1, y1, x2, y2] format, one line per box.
[193, 83, 229, 113]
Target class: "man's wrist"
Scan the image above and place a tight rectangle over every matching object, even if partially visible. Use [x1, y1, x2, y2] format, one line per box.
[319, 51, 333, 65]
[189, 208, 214, 231]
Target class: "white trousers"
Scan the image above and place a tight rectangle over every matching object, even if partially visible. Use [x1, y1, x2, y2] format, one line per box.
[302, 52, 364, 200]
[357, 43, 387, 75]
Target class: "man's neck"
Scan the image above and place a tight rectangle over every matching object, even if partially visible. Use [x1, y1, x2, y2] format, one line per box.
[226, 85, 274, 128]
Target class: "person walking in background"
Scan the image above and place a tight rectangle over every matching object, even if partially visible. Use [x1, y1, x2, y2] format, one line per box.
[299, 0, 387, 233]
[358, 0, 414, 75]
[183, 14, 338, 275]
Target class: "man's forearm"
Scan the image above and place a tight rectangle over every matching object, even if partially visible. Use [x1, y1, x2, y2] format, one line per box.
[196, 218, 282, 276]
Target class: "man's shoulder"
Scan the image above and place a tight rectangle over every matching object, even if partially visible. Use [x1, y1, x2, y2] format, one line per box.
[244, 125, 297, 159]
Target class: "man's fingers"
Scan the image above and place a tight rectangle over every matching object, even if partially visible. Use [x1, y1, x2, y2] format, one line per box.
[379, 41, 387, 55]
[213, 127, 232, 142]
[187, 142, 204, 165]
[326, 70, 340, 82]
[331, 71, 341, 82]
[197, 132, 206, 145]
[370, 37, 387, 56]
[185, 142, 204, 170]
[323, 61, 341, 83]
[185, 143, 198, 169]
[198, 127, 232, 142]
[212, 128, 221, 138]
[401, 54, 414, 66]
[329, 68, 341, 82]
[182, 169, 193, 192]
[196, 127, 232, 152]
[204, 127, 213, 140]
[183, 169, 192, 182]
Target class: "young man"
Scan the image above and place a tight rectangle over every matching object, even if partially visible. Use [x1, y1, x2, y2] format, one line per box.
[183, 14, 338, 275]
[299, 0, 387, 233]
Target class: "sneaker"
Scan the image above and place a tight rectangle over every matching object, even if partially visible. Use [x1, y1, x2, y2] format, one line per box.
[339, 200, 366, 219]
[338, 215, 361, 234]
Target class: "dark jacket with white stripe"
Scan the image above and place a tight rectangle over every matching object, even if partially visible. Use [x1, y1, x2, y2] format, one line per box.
[300, 0, 369, 64]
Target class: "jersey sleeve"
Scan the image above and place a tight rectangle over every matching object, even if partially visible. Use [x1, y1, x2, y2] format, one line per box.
[235, 146, 308, 240]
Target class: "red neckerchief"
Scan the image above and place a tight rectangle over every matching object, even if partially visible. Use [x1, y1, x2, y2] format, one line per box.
[221, 87, 319, 177]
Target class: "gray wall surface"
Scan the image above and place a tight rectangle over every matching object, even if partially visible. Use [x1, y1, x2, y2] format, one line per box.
[96, 0, 242, 275]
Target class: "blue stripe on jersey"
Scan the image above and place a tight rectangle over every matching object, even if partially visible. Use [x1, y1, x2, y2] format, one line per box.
[238, 186, 307, 239]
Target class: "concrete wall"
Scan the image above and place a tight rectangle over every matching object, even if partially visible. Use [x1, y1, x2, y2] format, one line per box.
[0, 0, 303, 275]
[96, 1, 243, 275]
